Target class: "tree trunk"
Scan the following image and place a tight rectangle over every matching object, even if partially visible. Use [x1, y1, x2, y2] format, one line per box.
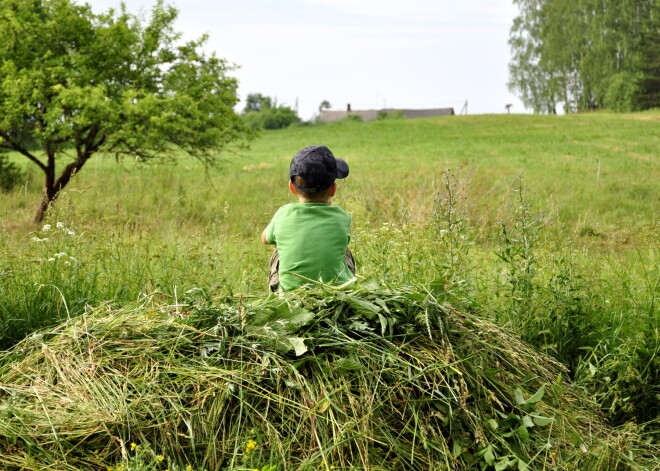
[34, 188, 55, 224]
[33, 157, 89, 223]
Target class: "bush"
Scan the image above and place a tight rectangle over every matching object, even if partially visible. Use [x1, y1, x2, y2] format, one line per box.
[338, 114, 363, 123]
[244, 106, 299, 130]
[0, 153, 24, 191]
[377, 110, 404, 120]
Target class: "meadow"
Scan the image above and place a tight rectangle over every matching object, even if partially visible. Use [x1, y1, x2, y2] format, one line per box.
[0, 111, 658, 470]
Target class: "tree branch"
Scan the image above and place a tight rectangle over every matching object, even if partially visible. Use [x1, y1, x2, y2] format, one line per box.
[0, 131, 48, 173]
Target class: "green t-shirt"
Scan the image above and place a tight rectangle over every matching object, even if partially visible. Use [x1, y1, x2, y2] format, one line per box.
[264, 202, 353, 291]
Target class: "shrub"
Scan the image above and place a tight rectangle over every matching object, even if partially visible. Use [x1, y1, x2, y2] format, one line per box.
[0, 153, 24, 191]
[377, 110, 404, 120]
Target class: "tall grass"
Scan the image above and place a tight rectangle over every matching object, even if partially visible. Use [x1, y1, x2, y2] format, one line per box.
[0, 111, 658, 446]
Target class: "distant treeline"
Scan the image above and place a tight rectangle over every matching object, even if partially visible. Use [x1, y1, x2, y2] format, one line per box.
[509, 0, 659, 113]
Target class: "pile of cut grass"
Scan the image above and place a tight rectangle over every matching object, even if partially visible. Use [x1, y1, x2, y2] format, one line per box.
[0, 285, 656, 470]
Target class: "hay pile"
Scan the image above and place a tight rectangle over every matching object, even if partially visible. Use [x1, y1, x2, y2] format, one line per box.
[0, 286, 656, 470]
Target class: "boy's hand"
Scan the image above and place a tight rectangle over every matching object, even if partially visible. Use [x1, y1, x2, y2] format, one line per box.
[261, 228, 272, 245]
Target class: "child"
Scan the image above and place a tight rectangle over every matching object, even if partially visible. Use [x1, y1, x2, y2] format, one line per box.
[261, 145, 356, 291]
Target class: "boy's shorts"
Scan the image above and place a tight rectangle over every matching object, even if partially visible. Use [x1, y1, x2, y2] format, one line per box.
[268, 248, 356, 292]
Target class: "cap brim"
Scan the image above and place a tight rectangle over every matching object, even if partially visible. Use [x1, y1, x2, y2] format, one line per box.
[335, 158, 349, 179]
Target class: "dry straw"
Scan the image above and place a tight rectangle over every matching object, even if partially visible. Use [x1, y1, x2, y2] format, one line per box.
[0, 285, 656, 470]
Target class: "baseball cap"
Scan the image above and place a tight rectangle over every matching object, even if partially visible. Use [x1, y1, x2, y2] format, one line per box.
[289, 145, 349, 193]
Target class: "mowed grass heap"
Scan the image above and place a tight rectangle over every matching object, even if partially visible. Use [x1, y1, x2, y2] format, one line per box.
[0, 286, 656, 470]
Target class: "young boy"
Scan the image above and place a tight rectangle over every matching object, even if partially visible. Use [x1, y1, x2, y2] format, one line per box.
[261, 145, 356, 292]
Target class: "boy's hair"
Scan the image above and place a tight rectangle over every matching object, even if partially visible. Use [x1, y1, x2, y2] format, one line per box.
[292, 176, 331, 198]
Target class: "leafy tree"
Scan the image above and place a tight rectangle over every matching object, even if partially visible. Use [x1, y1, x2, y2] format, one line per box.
[242, 94, 299, 130]
[243, 93, 273, 113]
[508, 0, 659, 113]
[318, 100, 331, 111]
[0, 0, 252, 222]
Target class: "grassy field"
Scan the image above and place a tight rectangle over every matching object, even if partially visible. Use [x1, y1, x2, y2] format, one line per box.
[0, 111, 658, 469]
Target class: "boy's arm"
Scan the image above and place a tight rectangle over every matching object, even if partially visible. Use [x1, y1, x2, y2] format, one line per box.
[261, 228, 273, 245]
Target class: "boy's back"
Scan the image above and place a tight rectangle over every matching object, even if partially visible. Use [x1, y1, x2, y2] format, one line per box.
[262, 145, 355, 291]
[264, 201, 352, 291]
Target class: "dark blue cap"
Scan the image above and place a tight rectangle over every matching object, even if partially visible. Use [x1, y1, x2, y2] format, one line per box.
[289, 145, 349, 193]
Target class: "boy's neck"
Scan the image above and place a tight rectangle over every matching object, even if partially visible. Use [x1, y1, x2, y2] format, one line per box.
[297, 195, 331, 204]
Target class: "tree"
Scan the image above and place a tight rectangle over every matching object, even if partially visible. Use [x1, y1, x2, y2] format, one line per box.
[242, 93, 299, 130]
[0, 0, 252, 222]
[318, 100, 331, 112]
[508, 0, 659, 113]
[243, 93, 273, 113]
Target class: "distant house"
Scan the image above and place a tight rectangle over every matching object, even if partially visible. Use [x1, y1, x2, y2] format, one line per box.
[318, 105, 455, 123]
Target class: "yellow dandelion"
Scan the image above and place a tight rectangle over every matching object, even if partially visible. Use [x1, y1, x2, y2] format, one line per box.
[130, 442, 138, 451]
[186, 465, 193, 471]
[156, 455, 165, 463]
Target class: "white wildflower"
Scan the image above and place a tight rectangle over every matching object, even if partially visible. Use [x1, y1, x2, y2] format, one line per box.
[48, 258, 56, 262]
[56, 222, 65, 229]
[64, 261, 71, 266]
[42, 224, 52, 231]
[54, 252, 66, 258]
[67, 230, 76, 236]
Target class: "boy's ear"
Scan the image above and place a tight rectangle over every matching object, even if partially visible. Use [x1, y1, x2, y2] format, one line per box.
[288, 180, 298, 195]
[327, 182, 337, 197]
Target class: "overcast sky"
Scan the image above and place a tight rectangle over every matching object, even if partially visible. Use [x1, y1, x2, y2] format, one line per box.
[85, 0, 526, 121]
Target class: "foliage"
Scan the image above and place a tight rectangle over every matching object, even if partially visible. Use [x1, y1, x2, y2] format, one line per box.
[604, 72, 643, 112]
[318, 100, 331, 112]
[377, 110, 405, 120]
[508, 0, 660, 113]
[243, 93, 300, 130]
[338, 114, 363, 123]
[0, 286, 656, 470]
[0, 0, 252, 221]
[0, 153, 24, 191]
[637, 30, 660, 109]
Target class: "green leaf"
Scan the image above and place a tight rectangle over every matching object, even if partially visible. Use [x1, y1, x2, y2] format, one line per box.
[452, 441, 463, 458]
[488, 419, 499, 430]
[514, 388, 526, 406]
[345, 297, 381, 319]
[495, 457, 514, 471]
[588, 362, 596, 376]
[526, 386, 545, 404]
[377, 312, 388, 335]
[333, 357, 364, 372]
[483, 445, 495, 466]
[514, 425, 530, 443]
[531, 415, 555, 426]
[521, 415, 535, 428]
[288, 337, 308, 356]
